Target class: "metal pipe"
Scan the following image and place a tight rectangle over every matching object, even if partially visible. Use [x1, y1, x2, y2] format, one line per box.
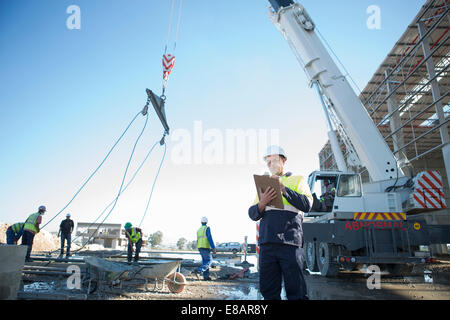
[383, 90, 449, 140]
[363, 4, 449, 106]
[393, 118, 450, 154]
[23, 266, 71, 272]
[418, 18, 450, 192]
[23, 270, 86, 277]
[407, 141, 450, 163]
[376, 65, 449, 128]
[369, 31, 450, 116]
[29, 256, 85, 263]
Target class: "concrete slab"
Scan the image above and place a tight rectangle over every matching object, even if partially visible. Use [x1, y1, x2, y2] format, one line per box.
[0, 245, 27, 300]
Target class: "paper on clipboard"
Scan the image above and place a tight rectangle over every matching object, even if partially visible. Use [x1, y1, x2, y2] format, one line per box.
[253, 175, 284, 209]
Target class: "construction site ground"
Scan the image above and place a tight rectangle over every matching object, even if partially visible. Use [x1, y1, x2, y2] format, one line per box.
[18, 251, 450, 300]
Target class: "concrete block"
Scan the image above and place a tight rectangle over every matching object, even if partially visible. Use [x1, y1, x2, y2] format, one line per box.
[0, 245, 27, 300]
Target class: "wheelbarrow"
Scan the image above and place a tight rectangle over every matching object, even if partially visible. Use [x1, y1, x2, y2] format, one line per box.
[83, 256, 186, 294]
[132, 259, 186, 293]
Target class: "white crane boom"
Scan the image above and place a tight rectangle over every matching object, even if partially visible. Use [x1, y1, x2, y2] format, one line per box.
[268, 0, 405, 182]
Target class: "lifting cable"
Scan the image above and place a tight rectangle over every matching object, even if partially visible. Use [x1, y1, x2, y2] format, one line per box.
[64, 138, 162, 248]
[315, 27, 362, 95]
[41, 110, 145, 230]
[138, 139, 167, 228]
[72, 136, 166, 253]
[41, 2, 182, 249]
[161, 0, 183, 99]
[73, 111, 150, 252]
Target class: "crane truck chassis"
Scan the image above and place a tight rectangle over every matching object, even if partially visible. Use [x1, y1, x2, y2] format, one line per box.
[302, 171, 450, 277]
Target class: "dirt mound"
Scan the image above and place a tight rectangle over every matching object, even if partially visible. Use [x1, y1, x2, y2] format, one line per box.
[0, 222, 59, 252]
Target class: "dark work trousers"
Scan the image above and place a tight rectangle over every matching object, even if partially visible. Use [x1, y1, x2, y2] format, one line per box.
[6, 227, 23, 244]
[127, 239, 142, 262]
[60, 232, 71, 255]
[6, 227, 17, 244]
[259, 243, 308, 300]
[21, 230, 36, 261]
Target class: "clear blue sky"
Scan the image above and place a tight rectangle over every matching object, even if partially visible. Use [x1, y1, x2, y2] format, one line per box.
[0, 0, 424, 245]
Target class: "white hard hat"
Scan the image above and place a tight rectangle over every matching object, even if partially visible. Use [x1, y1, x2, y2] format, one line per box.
[263, 145, 287, 160]
[66, 213, 71, 218]
[201, 216, 208, 224]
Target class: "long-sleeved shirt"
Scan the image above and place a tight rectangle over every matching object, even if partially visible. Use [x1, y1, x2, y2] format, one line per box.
[248, 173, 312, 247]
[205, 226, 215, 249]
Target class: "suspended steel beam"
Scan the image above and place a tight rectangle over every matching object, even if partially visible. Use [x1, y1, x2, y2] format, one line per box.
[146, 89, 170, 135]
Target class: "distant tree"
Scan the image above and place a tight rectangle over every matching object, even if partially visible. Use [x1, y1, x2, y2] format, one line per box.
[177, 237, 187, 250]
[149, 231, 163, 247]
[188, 240, 197, 250]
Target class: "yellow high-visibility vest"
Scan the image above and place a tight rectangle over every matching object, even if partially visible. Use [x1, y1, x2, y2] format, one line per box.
[24, 213, 40, 233]
[126, 227, 141, 244]
[253, 174, 312, 213]
[11, 223, 24, 234]
[197, 225, 210, 249]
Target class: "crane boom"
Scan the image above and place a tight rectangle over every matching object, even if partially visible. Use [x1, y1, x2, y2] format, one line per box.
[268, 0, 405, 182]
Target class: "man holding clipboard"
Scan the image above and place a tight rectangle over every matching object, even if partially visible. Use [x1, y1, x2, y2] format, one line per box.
[248, 145, 313, 300]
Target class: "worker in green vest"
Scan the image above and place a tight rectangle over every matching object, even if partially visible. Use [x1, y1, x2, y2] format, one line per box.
[6, 222, 25, 244]
[193, 217, 216, 280]
[124, 222, 143, 264]
[22, 205, 46, 262]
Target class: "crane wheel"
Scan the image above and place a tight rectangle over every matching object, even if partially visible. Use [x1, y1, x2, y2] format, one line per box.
[316, 242, 339, 277]
[305, 241, 319, 272]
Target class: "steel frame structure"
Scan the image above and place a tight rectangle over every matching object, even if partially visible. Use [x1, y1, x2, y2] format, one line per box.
[320, 0, 449, 194]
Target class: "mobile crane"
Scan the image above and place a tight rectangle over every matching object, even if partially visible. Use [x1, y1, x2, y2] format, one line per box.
[267, 0, 450, 276]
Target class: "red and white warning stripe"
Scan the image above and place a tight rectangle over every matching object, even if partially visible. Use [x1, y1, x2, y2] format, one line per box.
[411, 171, 447, 209]
[163, 54, 175, 81]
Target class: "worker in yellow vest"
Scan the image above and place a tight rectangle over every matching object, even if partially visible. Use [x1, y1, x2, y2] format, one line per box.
[22, 205, 46, 262]
[124, 222, 143, 264]
[248, 145, 312, 300]
[6, 222, 25, 244]
[193, 217, 216, 280]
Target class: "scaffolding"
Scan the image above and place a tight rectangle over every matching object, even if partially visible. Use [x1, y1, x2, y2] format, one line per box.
[320, 0, 450, 198]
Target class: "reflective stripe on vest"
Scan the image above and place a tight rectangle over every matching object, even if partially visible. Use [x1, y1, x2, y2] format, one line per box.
[197, 225, 210, 249]
[24, 213, 39, 233]
[126, 227, 141, 244]
[11, 223, 24, 234]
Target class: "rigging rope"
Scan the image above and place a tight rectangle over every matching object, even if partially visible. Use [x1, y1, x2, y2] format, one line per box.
[164, 0, 176, 54]
[316, 27, 362, 95]
[41, 1, 180, 250]
[66, 138, 161, 247]
[41, 111, 142, 230]
[164, 0, 183, 54]
[138, 139, 167, 228]
[73, 111, 149, 252]
[162, 0, 183, 97]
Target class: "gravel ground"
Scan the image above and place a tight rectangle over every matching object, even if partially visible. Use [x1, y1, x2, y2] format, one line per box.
[18, 253, 450, 300]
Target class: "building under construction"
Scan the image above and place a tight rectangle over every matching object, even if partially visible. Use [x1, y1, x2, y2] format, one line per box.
[319, 0, 449, 251]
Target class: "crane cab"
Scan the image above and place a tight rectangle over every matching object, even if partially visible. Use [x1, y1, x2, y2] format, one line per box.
[306, 170, 403, 220]
[308, 171, 361, 218]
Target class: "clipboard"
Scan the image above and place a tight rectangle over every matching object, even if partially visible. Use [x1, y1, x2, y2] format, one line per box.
[253, 175, 284, 209]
